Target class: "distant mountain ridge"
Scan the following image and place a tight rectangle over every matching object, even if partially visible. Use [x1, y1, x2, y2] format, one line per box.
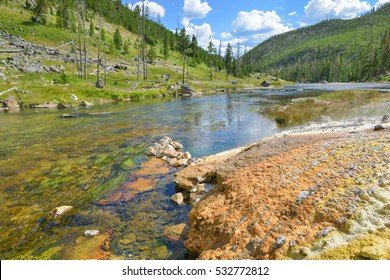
[244, 3, 390, 82]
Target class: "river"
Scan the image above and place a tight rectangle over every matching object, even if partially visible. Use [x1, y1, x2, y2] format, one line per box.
[0, 83, 388, 259]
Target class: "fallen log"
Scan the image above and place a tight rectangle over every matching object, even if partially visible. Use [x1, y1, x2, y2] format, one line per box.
[0, 87, 18, 96]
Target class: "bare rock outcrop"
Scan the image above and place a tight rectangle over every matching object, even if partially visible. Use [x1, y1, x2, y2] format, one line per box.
[182, 130, 390, 260]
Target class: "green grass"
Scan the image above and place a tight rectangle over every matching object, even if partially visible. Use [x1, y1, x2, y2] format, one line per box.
[264, 90, 386, 126]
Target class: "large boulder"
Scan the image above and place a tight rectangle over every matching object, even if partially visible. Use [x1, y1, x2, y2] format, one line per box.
[180, 84, 197, 96]
[382, 115, 390, 123]
[261, 80, 271, 87]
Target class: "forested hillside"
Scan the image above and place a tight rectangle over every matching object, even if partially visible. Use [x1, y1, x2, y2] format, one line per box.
[245, 3, 390, 83]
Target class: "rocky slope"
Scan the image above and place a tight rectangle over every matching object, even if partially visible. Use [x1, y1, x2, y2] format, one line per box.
[176, 122, 390, 260]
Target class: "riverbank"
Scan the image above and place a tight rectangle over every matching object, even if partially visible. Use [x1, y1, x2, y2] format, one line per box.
[175, 117, 390, 259]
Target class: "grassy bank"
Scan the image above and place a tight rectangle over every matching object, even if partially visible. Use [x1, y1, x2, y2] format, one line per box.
[264, 90, 390, 126]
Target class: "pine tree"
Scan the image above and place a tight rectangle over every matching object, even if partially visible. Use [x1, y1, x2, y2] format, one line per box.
[178, 27, 190, 84]
[163, 32, 169, 60]
[113, 27, 123, 50]
[89, 20, 94, 36]
[207, 40, 215, 80]
[224, 43, 233, 81]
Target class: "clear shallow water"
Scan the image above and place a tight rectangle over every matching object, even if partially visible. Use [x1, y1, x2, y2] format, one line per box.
[0, 83, 388, 259]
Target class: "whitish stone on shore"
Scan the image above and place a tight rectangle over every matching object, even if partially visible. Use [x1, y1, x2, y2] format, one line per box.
[70, 94, 78, 101]
[170, 193, 184, 206]
[84, 230, 100, 237]
[54, 205, 73, 217]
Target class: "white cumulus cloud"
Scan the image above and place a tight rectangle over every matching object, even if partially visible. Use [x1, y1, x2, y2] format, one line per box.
[183, 0, 212, 19]
[375, 0, 390, 10]
[220, 32, 232, 39]
[128, 1, 166, 18]
[181, 19, 214, 49]
[289, 11, 298, 16]
[301, 0, 371, 25]
[230, 10, 293, 45]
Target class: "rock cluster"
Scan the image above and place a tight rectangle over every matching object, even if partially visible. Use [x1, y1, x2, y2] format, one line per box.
[147, 136, 196, 167]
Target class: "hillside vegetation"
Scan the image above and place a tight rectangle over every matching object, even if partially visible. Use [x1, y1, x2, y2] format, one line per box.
[0, 0, 274, 107]
[245, 3, 390, 83]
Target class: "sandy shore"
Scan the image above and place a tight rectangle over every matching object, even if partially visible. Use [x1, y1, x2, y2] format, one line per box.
[175, 117, 390, 259]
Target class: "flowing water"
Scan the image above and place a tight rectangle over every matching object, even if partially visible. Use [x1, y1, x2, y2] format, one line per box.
[0, 83, 388, 259]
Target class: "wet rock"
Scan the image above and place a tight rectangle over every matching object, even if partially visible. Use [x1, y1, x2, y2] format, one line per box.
[84, 230, 100, 237]
[179, 151, 192, 161]
[172, 141, 184, 150]
[3, 96, 20, 110]
[163, 223, 188, 242]
[374, 124, 385, 131]
[146, 146, 156, 156]
[80, 101, 94, 106]
[170, 192, 185, 206]
[315, 116, 332, 123]
[159, 136, 173, 146]
[54, 206, 73, 218]
[32, 102, 58, 109]
[161, 144, 179, 158]
[70, 94, 78, 101]
[261, 80, 271, 87]
[61, 114, 77, 118]
[382, 115, 390, 123]
[57, 103, 68, 109]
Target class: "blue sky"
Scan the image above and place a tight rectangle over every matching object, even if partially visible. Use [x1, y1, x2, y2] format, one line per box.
[123, 0, 390, 52]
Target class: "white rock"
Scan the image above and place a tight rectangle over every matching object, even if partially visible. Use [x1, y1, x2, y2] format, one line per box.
[70, 94, 78, 101]
[84, 230, 100, 237]
[54, 206, 73, 217]
[171, 141, 183, 150]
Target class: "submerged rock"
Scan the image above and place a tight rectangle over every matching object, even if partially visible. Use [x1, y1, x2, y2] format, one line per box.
[170, 192, 185, 206]
[84, 230, 100, 237]
[54, 206, 73, 218]
[163, 223, 188, 242]
[80, 100, 94, 106]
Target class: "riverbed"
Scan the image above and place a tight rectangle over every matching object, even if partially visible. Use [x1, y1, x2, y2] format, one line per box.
[0, 83, 389, 259]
